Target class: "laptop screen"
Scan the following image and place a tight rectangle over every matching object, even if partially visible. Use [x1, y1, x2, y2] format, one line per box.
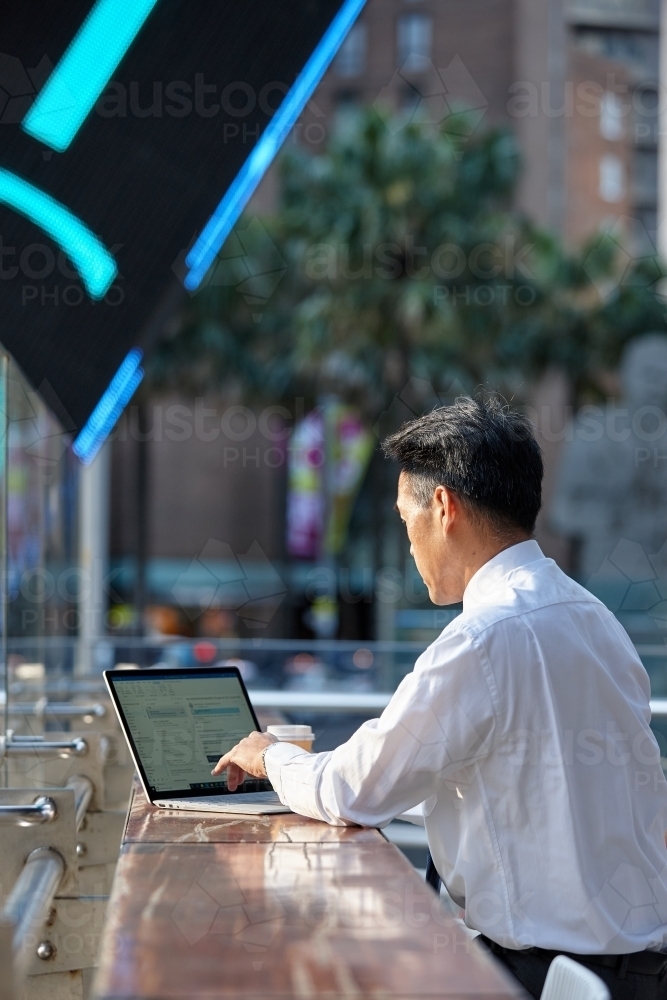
[106, 668, 268, 798]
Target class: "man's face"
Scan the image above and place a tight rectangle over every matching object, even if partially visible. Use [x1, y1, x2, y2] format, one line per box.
[395, 471, 453, 605]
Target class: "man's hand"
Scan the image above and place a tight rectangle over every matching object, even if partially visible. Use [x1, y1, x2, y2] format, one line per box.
[211, 732, 278, 791]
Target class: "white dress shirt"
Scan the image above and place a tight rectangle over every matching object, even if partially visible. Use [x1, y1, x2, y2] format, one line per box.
[265, 540, 667, 953]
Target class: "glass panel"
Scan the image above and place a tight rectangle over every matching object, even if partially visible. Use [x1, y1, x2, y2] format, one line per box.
[0, 352, 7, 761]
[6, 358, 79, 704]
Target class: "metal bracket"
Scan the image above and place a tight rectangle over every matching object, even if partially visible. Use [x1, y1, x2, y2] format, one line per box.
[0, 790, 78, 901]
[5, 698, 119, 746]
[3, 734, 108, 812]
[23, 896, 108, 977]
[75, 811, 125, 868]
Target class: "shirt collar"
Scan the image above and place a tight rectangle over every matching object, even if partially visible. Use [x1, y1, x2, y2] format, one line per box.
[463, 539, 545, 612]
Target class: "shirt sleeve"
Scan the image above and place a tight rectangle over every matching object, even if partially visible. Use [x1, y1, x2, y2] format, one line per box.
[263, 623, 496, 826]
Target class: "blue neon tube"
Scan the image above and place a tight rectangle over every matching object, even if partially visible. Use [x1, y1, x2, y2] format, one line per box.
[73, 348, 144, 463]
[23, 0, 160, 152]
[184, 0, 367, 291]
[0, 169, 117, 298]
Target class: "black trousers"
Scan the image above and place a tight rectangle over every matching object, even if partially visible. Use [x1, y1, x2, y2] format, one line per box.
[477, 936, 667, 1000]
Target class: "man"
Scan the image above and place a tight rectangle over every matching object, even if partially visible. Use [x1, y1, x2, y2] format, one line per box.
[213, 396, 667, 1000]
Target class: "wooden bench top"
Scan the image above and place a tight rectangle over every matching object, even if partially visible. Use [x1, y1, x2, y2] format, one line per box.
[92, 783, 522, 1000]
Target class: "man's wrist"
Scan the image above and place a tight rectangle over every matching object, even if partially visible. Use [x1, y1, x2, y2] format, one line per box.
[261, 743, 274, 777]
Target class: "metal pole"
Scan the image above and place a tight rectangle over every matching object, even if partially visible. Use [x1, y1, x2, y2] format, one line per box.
[9, 702, 106, 719]
[65, 774, 94, 830]
[0, 796, 57, 826]
[2, 737, 88, 758]
[135, 400, 149, 642]
[0, 353, 8, 786]
[2, 847, 65, 974]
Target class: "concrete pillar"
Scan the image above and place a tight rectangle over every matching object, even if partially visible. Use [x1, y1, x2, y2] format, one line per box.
[659, 0, 667, 259]
[513, 0, 568, 232]
[530, 368, 572, 570]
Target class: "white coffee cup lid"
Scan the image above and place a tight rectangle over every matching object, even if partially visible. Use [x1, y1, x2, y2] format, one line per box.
[266, 725, 313, 739]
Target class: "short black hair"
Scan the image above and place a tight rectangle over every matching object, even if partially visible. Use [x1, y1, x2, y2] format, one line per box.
[382, 395, 543, 534]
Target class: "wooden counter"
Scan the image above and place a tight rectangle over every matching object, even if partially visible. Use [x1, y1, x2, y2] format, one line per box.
[92, 782, 522, 1000]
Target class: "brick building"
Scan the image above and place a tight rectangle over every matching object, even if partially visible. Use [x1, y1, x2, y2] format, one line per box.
[292, 0, 658, 245]
[110, 0, 662, 638]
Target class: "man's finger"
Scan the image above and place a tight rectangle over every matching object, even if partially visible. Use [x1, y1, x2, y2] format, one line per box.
[211, 751, 233, 775]
[227, 763, 246, 791]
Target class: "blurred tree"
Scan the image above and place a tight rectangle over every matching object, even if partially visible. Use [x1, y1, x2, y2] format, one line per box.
[148, 107, 666, 412]
[144, 107, 667, 636]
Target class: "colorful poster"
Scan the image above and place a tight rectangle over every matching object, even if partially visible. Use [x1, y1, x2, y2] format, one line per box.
[286, 404, 373, 559]
[286, 410, 325, 559]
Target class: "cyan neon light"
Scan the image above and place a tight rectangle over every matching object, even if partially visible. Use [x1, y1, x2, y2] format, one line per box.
[73, 348, 144, 463]
[184, 0, 367, 291]
[22, 0, 160, 152]
[0, 168, 117, 298]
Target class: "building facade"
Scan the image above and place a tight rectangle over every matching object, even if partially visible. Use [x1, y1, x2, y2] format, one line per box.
[111, 0, 663, 640]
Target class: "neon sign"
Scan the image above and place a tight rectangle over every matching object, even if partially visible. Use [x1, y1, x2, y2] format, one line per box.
[23, 0, 160, 152]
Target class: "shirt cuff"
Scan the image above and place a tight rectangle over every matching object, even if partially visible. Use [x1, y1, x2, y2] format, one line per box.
[264, 741, 311, 803]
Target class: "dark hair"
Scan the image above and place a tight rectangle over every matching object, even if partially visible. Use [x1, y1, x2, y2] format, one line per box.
[382, 395, 543, 534]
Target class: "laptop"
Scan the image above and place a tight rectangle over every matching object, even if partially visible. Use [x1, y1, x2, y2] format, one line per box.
[104, 666, 291, 814]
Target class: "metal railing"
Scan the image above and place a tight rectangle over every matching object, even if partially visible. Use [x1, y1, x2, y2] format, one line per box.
[8, 701, 106, 720]
[0, 779, 91, 835]
[0, 797, 57, 826]
[251, 693, 667, 718]
[65, 774, 94, 831]
[0, 773, 95, 989]
[250, 690, 392, 712]
[2, 847, 65, 975]
[0, 736, 88, 759]
[1, 688, 667, 719]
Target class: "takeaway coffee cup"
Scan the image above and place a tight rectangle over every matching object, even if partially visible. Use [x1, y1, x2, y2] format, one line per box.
[266, 725, 314, 752]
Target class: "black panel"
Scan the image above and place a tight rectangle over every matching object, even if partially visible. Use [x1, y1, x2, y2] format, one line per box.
[0, 0, 345, 431]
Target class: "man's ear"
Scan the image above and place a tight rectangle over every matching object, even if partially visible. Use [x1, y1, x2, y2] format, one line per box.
[435, 485, 458, 532]
[433, 485, 448, 520]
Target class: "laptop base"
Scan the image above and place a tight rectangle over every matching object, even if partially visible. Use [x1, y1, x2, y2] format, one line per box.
[153, 792, 292, 815]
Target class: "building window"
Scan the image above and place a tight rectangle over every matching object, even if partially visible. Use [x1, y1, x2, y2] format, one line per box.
[634, 88, 658, 148]
[573, 27, 659, 79]
[599, 91, 624, 141]
[634, 207, 657, 248]
[632, 148, 657, 206]
[397, 14, 432, 72]
[599, 154, 625, 202]
[335, 88, 361, 112]
[335, 23, 367, 78]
